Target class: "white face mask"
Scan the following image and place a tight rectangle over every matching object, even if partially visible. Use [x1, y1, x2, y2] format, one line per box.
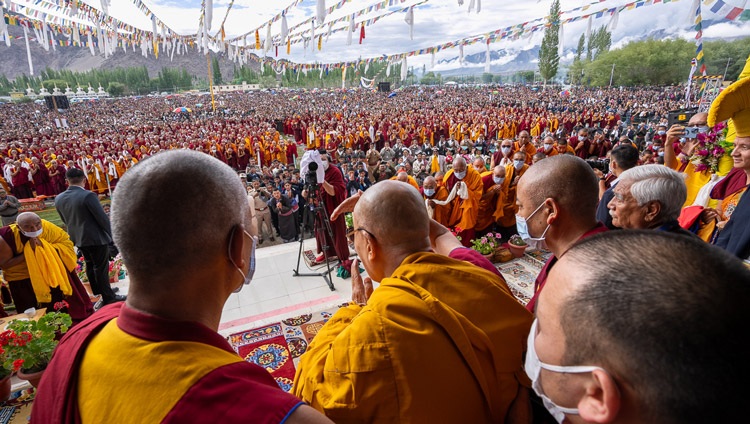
[515, 201, 550, 250]
[544, 144, 553, 151]
[493, 176, 505, 185]
[22, 228, 43, 238]
[321, 160, 330, 171]
[424, 188, 435, 197]
[513, 160, 525, 170]
[525, 319, 606, 423]
[454, 170, 466, 180]
[501, 147, 512, 155]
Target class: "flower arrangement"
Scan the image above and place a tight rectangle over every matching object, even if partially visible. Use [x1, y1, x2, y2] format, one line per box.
[344, 213, 354, 231]
[470, 233, 503, 255]
[509, 235, 527, 247]
[451, 227, 462, 242]
[0, 311, 72, 374]
[75, 257, 87, 283]
[688, 122, 733, 173]
[109, 254, 124, 282]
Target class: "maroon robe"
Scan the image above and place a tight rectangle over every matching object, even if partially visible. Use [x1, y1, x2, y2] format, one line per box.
[11, 167, 34, 199]
[32, 303, 302, 424]
[526, 223, 608, 312]
[315, 165, 350, 268]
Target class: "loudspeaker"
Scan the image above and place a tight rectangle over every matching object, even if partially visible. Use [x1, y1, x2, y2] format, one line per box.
[378, 82, 391, 93]
[44, 95, 70, 110]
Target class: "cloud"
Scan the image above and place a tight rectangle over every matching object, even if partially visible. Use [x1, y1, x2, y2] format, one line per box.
[11, 0, 750, 70]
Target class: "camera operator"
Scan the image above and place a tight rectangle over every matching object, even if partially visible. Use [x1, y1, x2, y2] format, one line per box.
[302, 151, 351, 270]
[665, 112, 711, 207]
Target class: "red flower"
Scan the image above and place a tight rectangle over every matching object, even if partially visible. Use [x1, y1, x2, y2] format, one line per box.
[12, 359, 24, 372]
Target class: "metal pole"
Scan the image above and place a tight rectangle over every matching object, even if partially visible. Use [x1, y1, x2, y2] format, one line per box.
[723, 58, 731, 81]
[609, 63, 615, 87]
[207, 54, 216, 112]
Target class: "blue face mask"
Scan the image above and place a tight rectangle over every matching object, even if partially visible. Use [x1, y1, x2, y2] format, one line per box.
[454, 170, 466, 180]
[231, 230, 257, 293]
[493, 176, 505, 185]
[424, 188, 435, 197]
[513, 160, 525, 170]
[515, 201, 550, 250]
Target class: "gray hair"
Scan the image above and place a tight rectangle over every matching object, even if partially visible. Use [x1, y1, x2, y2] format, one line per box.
[111, 150, 249, 284]
[618, 165, 686, 222]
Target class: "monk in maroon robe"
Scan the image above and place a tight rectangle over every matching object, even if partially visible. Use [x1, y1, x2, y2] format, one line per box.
[311, 154, 351, 269]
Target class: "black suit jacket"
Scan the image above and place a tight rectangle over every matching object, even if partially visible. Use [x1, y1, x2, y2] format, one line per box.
[55, 186, 112, 247]
[596, 181, 618, 230]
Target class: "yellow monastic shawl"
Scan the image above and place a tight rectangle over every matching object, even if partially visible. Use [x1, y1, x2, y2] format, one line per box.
[11, 220, 75, 303]
[293, 251, 532, 423]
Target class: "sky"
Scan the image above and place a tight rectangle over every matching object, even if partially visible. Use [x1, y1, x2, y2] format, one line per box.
[8, 0, 750, 69]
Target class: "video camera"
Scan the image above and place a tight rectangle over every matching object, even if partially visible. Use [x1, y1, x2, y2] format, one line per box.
[667, 108, 698, 127]
[586, 158, 610, 173]
[305, 162, 320, 199]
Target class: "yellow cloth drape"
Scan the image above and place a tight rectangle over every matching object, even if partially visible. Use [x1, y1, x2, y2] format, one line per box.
[24, 238, 73, 303]
[9, 220, 77, 302]
[430, 154, 440, 174]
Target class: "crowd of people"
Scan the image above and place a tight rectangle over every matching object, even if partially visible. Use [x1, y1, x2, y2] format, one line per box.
[0, 68, 748, 423]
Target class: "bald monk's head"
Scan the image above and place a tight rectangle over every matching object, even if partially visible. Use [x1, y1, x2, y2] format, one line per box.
[472, 157, 485, 173]
[519, 155, 598, 218]
[423, 176, 437, 191]
[492, 165, 505, 180]
[452, 156, 467, 174]
[112, 150, 254, 295]
[16, 212, 42, 236]
[352, 180, 431, 282]
[396, 172, 409, 183]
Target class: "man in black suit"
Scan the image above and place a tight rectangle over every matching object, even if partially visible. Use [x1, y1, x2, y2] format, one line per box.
[55, 168, 125, 305]
[593, 144, 639, 229]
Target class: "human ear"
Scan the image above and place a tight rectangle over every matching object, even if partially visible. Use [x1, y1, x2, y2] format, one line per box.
[228, 225, 246, 269]
[577, 369, 621, 423]
[643, 201, 661, 223]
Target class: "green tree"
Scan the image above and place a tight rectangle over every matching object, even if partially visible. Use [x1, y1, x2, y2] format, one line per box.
[420, 72, 441, 85]
[481, 73, 494, 84]
[576, 34, 585, 62]
[211, 56, 222, 85]
[107, 82, 125, 97]
[41, 79, 68, 92]
[538, 0, 561, 83]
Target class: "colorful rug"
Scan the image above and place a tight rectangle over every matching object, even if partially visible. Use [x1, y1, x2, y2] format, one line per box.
[302, 249, 339, 270]
[228, 304, 346, 392]
[496, 253, 546, 306]
[0, 387, 36, 424]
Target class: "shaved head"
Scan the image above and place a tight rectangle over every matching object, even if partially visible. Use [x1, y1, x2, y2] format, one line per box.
[354, 181, 430, 258]
[112, 150, 250, 284]
[452, 156, 467, 172]
[520, 155, 598, 222]
[423, 176, 437, 189]
[16, 212, 42, 233]
[396, 172, 409, 183]
[492, 165, 505, 178]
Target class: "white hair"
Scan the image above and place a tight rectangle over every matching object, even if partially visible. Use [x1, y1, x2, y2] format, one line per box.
[619, 165, 687, 222]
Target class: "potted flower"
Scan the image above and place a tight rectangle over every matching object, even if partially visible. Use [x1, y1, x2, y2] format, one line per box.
[508, 235, 528, 258]
[109, 254, 124, 283]
[471, 233, 502, 262]
[0, 311, 72, 388]
[0, 342, 12, 402]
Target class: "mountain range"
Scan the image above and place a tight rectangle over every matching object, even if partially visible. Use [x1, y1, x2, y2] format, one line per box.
[0, 14, 747, 81]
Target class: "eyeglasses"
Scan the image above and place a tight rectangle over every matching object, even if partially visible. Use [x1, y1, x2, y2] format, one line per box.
[346, 227, 376, 243]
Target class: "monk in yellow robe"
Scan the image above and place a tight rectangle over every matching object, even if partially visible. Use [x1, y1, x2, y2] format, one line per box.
[664, 112, 712, 207]
[0, 213, 93, 323]
[293, 181, 533, 423]
[421, 176, 450, 226]
[498, 152, 530, 229]
[390, 170, 419, 191]
[475, 166, 510, 233]
[443, 157, 483, 246]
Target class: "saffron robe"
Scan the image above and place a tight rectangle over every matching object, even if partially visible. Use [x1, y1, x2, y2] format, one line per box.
[32, 303, 303, 424]
[443, 167, 483, 232]
[293, 250, 533, 423]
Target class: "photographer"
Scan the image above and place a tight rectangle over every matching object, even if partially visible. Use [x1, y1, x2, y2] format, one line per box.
[302, 151, 351, 270]
[665, 112, 711, 207]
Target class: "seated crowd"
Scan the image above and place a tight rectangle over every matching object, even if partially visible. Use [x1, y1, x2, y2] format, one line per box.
[1, 74, 748, 423]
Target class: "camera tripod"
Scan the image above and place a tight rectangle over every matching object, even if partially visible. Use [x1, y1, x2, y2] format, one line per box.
[293, 193, 337, 291]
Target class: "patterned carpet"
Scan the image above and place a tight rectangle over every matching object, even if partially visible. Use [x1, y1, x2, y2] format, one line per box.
[0, 387, 36, 424]
[495, 250, 549, 306]
[228, 304, 346, 392]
